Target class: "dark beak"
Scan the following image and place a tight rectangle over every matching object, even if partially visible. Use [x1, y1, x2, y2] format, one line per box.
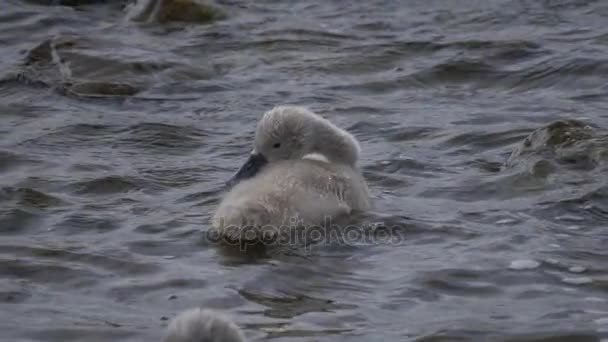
[226, 152, 268, 188]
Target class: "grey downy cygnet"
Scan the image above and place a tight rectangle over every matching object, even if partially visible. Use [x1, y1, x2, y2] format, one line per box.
[163, 308, 245, 342]
[212, 105, 371, 243]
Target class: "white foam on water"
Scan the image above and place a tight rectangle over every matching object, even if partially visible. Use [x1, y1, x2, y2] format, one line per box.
[562, 276, 593, 285]
[509, 259, 540, 270]
[587, 310, 608, 314]
[555, 214, 584, 222]
[594, 317, 608, 325]
[584, 297, 607, 302]
[496, 218, 517, 225]
[568, 266, 586, 273]
[545, 258, 561, 265]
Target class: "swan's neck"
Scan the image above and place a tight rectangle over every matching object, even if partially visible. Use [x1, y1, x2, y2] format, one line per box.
[312, 119, 360, 166]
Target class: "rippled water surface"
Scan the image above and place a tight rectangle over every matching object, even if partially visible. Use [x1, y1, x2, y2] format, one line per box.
[2, 0, 608, 341]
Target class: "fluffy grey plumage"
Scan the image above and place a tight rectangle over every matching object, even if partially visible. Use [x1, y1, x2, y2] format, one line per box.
[212, 106, 371, 243]
[163, 308, 245, 342]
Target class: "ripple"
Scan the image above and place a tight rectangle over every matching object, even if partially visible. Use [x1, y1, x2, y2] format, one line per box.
[0, 150, 39, 172]
[176, 189, 222, 205]
[70, 175, 158, 195]
[330, 55, 608, 93]
[24, 0, 116, 7]
[134, 219, 184, 234]
[415, 269, 502, 297]
[116, 122, 206, 152]
[0, 279, 32, 304]
[364, 158, 447, 181]
[0, 244, 159, 276]
[319, 39, 542, 76]
[20, 123, 119, 150]
[0, 290, 30, 304]
[441, 128, 532, 152]
[237, 288, 355, 319]
[138, 167, 205, 187]
[416, 59, 503, 83]
[55, 213, 121, 234]
[418, 331, 604, 342]
[257, 28, 354, 45]
[127, 239, 201, 257]
[66, 81, 140, 98]
[0, 208, 41, 235]
[24, 327, 138, 342]
[348, 121, 440, 142]
[0, 258, 100, 286]
[108, 278, 207, 303]
[505, 57, 608, 92]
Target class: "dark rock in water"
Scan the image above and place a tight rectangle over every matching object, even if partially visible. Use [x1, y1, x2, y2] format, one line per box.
[0, 187, 66, 209]
[23, 40, 54, 66]
[7, 36, 141, 97]
[156, 0, 224, 23]
[507, 119, 608, 174]
[126, 0, 225, 24]
[10, 38, 67, 89]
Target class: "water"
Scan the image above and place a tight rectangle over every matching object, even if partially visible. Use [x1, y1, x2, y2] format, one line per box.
[1, 0, 608, 341]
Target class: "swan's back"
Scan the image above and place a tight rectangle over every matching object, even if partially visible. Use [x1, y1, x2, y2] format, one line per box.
[251, 159, 369, 209]
[213, 159, 370, 241]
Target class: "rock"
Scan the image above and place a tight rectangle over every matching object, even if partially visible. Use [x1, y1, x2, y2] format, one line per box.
[7, 36, 141, 97]
[23, 40, 54, 66]
[506, 119, 608, 172]
[13, 38, 69, 88]
[126, 0, 225, 24]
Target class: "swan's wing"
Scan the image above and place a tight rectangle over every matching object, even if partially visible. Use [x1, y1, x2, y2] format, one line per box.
[211, 160, 370, 242]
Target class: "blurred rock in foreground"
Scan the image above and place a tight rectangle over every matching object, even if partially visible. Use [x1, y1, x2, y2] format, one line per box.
[125, 0, 225, 24]
[507, 120, 608, 176]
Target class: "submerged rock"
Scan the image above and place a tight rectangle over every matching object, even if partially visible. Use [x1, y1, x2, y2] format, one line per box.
[125, 0, 224, 24]
[9, 38, 70, 88]
[6, 36, 142, 97]
[506, 120, 608, 174]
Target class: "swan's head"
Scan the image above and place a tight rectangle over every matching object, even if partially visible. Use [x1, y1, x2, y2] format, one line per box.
[228, 106, 360, 186]
[163, 308, 245, 342]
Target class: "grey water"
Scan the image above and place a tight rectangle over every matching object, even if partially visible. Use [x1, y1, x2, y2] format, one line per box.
[1, 0, 608, 341]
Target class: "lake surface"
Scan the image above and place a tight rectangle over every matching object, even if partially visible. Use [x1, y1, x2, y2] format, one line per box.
[1, 0, 608, 341]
